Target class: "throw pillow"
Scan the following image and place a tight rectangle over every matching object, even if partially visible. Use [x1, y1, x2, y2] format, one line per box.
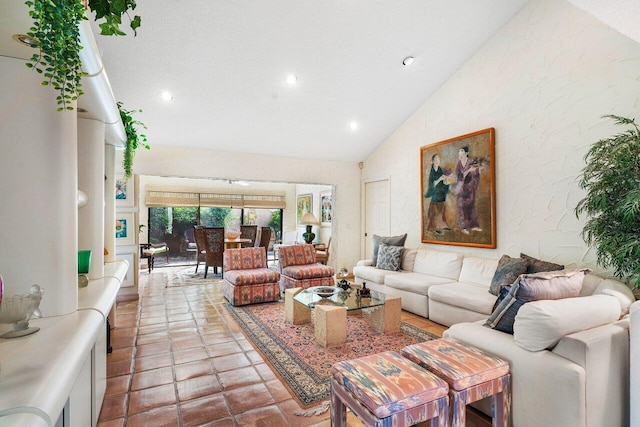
[371, 234, 407, 266]
[489, 255, 529, 296]
[513, 294, 621, 351]
[520, 253, 564, 274]
[376, 243, 404, 271]
[485, 269, 590, 334]
[594, 279, 636, 316]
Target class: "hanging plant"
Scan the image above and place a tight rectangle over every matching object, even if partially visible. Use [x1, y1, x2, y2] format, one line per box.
[118, 102, 150, 179]
[25, 0, 87, 111]
[88, 0, 142, 36]
[575, 115, 640, 288]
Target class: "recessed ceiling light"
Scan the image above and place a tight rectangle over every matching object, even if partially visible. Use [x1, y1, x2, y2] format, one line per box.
[285, 74, 298, 85]
[160, 90, 173, 101]
[349, 121, 358, 131]
[12, 34, 39, 48]
[402, 56, 415, 66]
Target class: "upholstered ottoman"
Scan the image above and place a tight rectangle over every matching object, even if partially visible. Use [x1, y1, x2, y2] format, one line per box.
[222, 247, 281, 306]
[331, 351, 449, 427]
[401, 338, 510, 427]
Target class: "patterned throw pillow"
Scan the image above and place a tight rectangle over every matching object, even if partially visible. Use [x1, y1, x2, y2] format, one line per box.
[376, 243, 404, 271]
[372, 234, 407, 266]
[485, 269, 590, 334]
[520, 253, 564, 274]
[489, 255, 529, 296]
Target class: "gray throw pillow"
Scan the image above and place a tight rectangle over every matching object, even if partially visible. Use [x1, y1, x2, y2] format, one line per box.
[376, 243, 404, 271]
[372, 234, 407, 266]
[485, 269, 589, 334]
[520, 253, 564, 274]
[489, 255, 529, 296]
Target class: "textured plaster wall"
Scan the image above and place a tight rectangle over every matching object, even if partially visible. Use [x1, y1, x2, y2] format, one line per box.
[129, 146, 360, 270]
[362, 0, 640, 275]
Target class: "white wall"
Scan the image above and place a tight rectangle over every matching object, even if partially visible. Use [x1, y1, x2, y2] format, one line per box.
[128, 146, 360, 271]
[0, 56, 79, 316]
[362, 0, 640, 275]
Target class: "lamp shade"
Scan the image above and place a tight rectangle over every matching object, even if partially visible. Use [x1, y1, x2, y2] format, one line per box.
[300, 212, 319, 225]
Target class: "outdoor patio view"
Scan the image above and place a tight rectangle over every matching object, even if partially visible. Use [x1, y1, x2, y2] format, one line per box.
[147, 207, 282, 266]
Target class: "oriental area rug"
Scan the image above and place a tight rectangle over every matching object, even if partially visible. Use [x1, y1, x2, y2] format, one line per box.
[224, 301, 439, 409]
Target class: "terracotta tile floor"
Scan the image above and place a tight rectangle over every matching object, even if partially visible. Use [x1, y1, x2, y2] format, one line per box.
[98, 267, 490, 426]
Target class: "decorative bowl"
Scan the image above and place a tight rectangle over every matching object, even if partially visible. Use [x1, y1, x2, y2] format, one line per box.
[308, 286, 340, 298]
[0, 284, 43, 338]
[225, 229, 241, 240]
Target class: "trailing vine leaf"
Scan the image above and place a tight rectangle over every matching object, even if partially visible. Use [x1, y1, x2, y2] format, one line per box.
[25, 0, 87, 111]
[88, 0, 141, 36]
[118, 102, 150, 179]
[575, 115, 640, 288]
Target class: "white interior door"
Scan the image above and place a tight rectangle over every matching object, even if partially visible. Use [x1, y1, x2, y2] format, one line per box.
[364, 180, 390, 259]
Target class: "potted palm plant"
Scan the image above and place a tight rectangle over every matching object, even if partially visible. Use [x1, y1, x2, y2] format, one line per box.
[575, 115, 640, 291]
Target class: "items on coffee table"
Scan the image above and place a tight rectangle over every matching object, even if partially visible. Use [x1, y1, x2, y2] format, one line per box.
[330, 351, 449, 427]
[401, 338, 511, 427]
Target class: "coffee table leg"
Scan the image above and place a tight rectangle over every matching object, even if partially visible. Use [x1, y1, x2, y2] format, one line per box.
[315, 305, 346, 347]
[370, 295, 401, 334]
[285, 288, 310, 324]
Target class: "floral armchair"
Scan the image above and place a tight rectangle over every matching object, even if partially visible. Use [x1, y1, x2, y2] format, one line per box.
[278, 244, 334, 291]
[222, 247, 281, 306]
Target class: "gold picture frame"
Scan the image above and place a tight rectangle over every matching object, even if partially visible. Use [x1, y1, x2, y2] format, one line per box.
[420, 128, 496, 248]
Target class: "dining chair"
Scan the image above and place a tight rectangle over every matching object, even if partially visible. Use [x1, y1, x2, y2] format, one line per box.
[315, 236, 331, 265]
[258, 227, 272, 251]
[203, 227, 225, 278]
[193, 226, 207, 273]
[240, 225, 259, 248]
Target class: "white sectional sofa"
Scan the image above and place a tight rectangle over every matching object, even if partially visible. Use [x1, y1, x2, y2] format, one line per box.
[353, 248, 499, 322]
[354, 247, 633, 427]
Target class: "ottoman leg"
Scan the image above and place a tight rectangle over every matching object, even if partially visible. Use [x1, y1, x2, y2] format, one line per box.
[431, 396, 449, 427]
[330, 381, 347, 427]
[452, 390, 467, 427]
[491, 375, 511, 427]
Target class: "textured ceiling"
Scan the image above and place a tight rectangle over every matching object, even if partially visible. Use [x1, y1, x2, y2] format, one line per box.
[2, 1, 639, 162]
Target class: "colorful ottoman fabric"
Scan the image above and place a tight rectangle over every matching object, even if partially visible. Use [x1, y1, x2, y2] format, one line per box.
[222, 247, 280, 306]
[331, 351, 449, 427]
[278, 244, 335, 291]
[401, 338, 511, 427]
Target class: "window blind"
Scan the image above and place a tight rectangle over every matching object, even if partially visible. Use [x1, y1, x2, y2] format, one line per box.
[146, 189, 286, 209]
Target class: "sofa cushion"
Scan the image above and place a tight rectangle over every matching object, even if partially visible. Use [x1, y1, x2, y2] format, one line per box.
[458, 256, 499, 287]
[353, 265, 401, 284]
[513, 294, 621, 351]
[428, 282, 498, 315]
[520, 253, 564, 274]
[402, 248, 417, 271]
[489, 255, 529, 296]
[594, 279, 636, 316]
[371, 234, 407, 266]
[385, 273, 455, 296]
[413, 250, 463, 280]
[376, 243, 404, 271]
[485, 269, 589, 334]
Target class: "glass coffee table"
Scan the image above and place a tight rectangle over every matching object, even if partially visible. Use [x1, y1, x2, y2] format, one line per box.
[284, 286, 401, 347]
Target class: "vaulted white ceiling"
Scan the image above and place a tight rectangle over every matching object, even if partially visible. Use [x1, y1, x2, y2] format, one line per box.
[1, 1, 638, 162]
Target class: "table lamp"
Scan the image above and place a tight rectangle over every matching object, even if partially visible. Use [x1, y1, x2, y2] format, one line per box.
[300, 212, 319, 244]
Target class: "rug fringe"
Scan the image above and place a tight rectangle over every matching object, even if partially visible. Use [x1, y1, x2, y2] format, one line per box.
[294, 400, 330, 417]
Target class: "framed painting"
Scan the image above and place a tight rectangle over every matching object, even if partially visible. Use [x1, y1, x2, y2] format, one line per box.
[420, 128, 496, 248]
[115, 212, 136, 246]
[320, 191, 332, 226]
[296, 194, 312, 225]
[115, 177, 134, 207]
